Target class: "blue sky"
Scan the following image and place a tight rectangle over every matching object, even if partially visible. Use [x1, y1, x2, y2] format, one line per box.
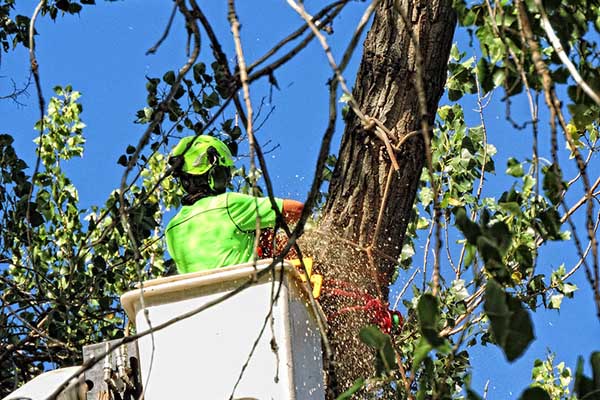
[1, 1, 598, 398]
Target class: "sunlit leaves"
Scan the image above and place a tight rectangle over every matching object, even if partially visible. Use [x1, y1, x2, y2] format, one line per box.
[530, 353, 575, 398]
[506, 157, 525, 178]
[447, 46, 477, 101]
[0, 85, 180, 393]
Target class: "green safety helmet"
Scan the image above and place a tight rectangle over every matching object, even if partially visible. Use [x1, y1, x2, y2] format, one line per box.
[170, 135, 234, 176]
[169, 135, 234, 195]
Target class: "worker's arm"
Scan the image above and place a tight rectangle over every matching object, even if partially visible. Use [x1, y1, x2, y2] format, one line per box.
[282, 199, 303, 223]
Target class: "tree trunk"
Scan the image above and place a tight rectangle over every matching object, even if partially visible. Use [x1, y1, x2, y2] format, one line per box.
[303, 0, 456, 394]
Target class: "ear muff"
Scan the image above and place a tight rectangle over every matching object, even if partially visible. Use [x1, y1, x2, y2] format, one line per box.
[208, 165, 231, 194]
[205, 146, 231, 194]
[168, 155, 185, 177]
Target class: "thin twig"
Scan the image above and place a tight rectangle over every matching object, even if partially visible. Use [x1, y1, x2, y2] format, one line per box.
[248, 0, 348, 72]
[338, 0, 379, 73]
[287, 0, 400, 172]
[146, 3, 178, 55]
[393, 267, 420, 310]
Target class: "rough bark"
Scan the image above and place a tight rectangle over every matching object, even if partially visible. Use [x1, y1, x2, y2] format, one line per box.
[302, 0, 456, 394]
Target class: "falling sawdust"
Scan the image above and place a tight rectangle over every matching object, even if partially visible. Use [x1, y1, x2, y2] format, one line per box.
[298, 225, 382, 394]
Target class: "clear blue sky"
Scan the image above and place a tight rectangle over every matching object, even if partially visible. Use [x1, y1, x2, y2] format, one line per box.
[1, 1, 598, 398]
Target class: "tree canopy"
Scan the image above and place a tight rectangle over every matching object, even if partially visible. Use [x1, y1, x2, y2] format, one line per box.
[1, 0, 599, 399]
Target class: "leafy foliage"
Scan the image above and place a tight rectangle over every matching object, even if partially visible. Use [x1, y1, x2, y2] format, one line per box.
[1, 0, 599, 398]
[530, 352, 576, 400]
[0, 86, 179, 392]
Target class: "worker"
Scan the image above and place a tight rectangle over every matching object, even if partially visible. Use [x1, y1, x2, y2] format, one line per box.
[165, 135, 304, 274]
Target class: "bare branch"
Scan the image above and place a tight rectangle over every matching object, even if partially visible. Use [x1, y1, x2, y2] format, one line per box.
[248, 0, 348, 72]
[0, 74, 32, 105]
[534, 0, 600, 106]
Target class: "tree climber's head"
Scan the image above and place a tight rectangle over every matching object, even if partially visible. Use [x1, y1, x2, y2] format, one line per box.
[169, 135, 234, 203]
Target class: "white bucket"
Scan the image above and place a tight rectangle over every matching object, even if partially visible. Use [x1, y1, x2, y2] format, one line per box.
[120, 260, 324, 400]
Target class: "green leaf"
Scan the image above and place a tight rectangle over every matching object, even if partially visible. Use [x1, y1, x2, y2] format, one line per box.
[515, 244, 533, 275]
[419, 186, 434, 207]
[27, 209, 44, 227]
[549, 294, 563, 309]
[92, 255, 106, 271]
[68, 3, 82, 13]
[454, 207, 481, 245]
[476, 57, 494, 93]
[499, 201, 522, 216]
[485, 220, 512, 254]
[229, 126, 242, 141]
[173, 85, 185, 99]
[203, 91, 220, 108]
[448, 88, 463, 101]
[476, 236, 502, 266]
[359, 326, 397, 374]
[411, 337, 432, 372]
[163, 70, 176, 85]
[417, 294, 444, 347]
[55, 0, 70, 11]
[492, 68, 505, 87]
[518, 387, 551, 400]
[359, 325, 388, 348]
[506, 157, 524, 177]
[227, 141, 238, 157]
[503, 304, 535, 361]
[464, 244, 476, 268]
[117, 154, 128, 167]
[400, 243, 415, 261]
[484, 280, 535, 361]
[537, 207, 562, 241]
[561, 282, 578, 297]
[591, 352, 600, 396]
[335, 379, 365, 400]
[542, 164, 563, 205]
[193, 62, 206, 83]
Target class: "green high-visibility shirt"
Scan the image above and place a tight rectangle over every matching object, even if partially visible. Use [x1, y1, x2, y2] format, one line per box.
[165, 192, 284, 274]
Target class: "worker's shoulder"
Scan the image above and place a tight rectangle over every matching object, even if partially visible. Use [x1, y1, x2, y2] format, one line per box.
[167, 194, 230, 227]
[225, 192, 255, 203]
